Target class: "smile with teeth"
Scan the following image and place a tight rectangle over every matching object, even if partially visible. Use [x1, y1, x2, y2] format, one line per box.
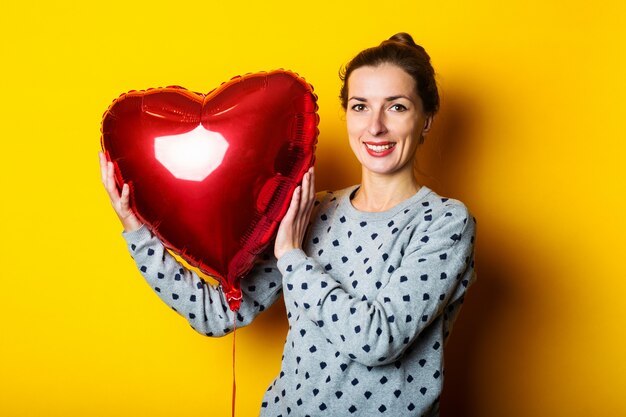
[365, 142, 396, 152]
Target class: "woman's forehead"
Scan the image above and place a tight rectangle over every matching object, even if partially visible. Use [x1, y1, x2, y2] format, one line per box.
[347, 64, 417, 100]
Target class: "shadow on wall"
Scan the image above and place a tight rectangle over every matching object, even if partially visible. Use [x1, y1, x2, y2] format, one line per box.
[418, 89, 508, 417]
[439, 241, 512, 417]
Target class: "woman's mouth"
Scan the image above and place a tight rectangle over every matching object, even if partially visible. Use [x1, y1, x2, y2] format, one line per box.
[364, 142, 396, 157]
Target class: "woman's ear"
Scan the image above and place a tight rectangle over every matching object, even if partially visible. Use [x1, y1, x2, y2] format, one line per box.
[423, 115, 433, 133]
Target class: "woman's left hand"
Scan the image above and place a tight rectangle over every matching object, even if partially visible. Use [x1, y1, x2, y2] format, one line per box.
[274, 167, 316, 260]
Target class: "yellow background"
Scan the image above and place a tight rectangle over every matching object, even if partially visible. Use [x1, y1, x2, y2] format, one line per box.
[1, 0, 625, 416]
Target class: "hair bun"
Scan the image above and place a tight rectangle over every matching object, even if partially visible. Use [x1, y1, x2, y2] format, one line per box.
[386, 33, 429, 59]
[388, 32, 418, 48]
[339, 32, 439, 115]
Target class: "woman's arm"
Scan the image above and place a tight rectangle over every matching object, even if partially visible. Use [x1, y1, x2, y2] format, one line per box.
[277, 203, 476, 366]
[100, 152, 282, 335]
[124, 226, 282, 336]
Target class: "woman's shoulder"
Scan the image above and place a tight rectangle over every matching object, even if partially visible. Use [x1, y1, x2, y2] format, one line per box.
[416, 187, 476, 240]
[309, 186, 358, 222]
[420, 187, 472, 218]
[314, 186, 357, 205]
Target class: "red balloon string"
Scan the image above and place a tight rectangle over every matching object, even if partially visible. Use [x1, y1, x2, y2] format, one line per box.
[231, 319, 237, 417]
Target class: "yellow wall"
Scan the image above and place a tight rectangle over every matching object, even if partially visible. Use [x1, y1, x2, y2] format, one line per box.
[1, 1, 625, 416]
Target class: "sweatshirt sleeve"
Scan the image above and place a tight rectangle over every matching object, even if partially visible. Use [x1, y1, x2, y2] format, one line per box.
[123, 225, 283, 337]
[277, 204, 476, 366]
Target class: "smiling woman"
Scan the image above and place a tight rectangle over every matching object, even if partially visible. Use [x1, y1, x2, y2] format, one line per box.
[102, 33, 476, 417]
[339, 33, 440, 213]
[346, 64, 431, 182]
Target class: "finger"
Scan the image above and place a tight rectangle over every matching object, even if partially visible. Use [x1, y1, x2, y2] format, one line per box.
[283, 186, 301, 223]
[300, 172, 314, 213]
[293, 181, 315, 237]
[104, 161, 114, 193]
[120, 183, 131, 213]
[99, 152, 107, 184]
[301, 171, 310, 198]
[105, 161, 121, 202]
[307, 167, 316, 204]
[301, 168, 316, 214]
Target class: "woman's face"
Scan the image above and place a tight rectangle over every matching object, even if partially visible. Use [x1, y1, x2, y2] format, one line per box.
[346, 64, 431, 178]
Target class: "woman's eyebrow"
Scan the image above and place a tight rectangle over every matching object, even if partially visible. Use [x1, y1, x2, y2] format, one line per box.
[348, 95, 412, 102]
[385, 95, 411, 101]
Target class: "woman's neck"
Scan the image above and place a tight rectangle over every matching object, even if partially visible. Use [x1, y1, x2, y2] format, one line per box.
[351, 170, 421, 213]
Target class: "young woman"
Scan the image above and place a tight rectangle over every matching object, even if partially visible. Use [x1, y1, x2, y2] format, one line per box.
[100, 32, 476, 417]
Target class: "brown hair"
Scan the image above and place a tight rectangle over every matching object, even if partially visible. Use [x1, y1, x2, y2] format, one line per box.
[339, 33, 439, 116]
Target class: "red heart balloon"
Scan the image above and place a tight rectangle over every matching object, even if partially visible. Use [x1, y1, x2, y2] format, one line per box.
[101, 70, 318, 311]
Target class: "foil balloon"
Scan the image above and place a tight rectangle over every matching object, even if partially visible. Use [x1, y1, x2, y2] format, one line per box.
[101, 70, 319, 311]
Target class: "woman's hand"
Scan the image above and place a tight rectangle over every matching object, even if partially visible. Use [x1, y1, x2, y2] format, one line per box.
[274, 167, 315, 260]
[99, 152, 142, 232]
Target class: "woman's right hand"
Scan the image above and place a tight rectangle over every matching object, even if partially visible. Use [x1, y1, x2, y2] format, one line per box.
[99, 152, 142, 233]
[274, 167, 315, 260]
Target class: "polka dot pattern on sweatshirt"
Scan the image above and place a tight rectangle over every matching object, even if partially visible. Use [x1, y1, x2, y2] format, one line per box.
[123, 185, 476, 417]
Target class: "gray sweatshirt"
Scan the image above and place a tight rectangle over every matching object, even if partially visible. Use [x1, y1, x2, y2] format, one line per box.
[123, 185, 476, 417]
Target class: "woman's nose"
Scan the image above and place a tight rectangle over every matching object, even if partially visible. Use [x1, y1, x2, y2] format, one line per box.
[367, 110, 388, 136]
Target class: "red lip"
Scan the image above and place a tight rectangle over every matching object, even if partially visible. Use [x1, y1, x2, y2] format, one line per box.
[364, 141, 396, 157]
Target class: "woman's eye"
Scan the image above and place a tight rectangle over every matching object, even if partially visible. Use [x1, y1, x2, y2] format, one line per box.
[390, 103, 408, 112]
[351, 104, 366, 112]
